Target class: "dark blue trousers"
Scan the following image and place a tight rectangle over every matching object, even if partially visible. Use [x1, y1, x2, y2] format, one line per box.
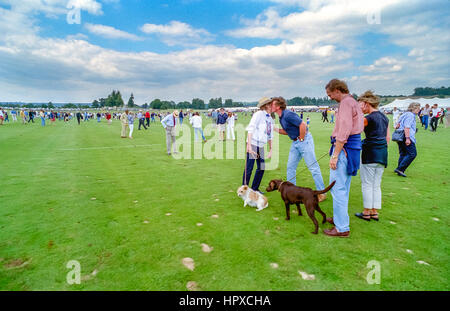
[396, 141, 417, 173]
[242, 145, 265, 191]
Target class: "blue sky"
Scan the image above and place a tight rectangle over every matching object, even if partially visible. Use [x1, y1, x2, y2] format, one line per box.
[0, 0, 449, 104]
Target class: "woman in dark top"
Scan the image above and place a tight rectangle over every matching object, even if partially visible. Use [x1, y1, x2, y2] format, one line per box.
[355, 91, 390, 221]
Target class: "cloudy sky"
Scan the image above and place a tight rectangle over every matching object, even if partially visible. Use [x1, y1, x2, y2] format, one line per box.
[0, 0, 449, 105]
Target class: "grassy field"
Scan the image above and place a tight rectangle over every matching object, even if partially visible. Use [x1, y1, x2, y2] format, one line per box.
[0, 113, 449, 291]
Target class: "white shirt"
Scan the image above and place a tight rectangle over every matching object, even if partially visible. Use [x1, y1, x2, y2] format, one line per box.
[227, 115, 235, 127]
[190, 115, 202, 128]
[246, 110, 274, 148]
[393, 110, 400, 120]
[432, 108, 440, 117]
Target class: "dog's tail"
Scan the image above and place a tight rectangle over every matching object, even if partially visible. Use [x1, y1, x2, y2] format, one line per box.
[313, 181, 336, 196]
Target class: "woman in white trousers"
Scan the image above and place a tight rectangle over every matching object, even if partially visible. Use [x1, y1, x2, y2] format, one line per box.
[128, 113, 135, 139]
[226, 112, 235, 140]
[356, 91, 390, 221]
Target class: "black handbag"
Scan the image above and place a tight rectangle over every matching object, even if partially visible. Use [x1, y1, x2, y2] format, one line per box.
[392, 129, 405, 142]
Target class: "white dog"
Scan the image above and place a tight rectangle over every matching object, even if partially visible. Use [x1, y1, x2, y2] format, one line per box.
[237, 185, 268, 211]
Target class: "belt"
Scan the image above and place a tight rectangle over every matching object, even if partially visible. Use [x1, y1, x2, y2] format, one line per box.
[293, 132, 309, 141]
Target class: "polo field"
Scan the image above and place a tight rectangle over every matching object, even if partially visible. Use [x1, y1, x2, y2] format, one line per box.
[0, 113, 448, 290]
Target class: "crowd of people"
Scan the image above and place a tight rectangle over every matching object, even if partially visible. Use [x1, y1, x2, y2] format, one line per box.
[236, 79, 445, 237]
[1, 80, 448, 238]
[418, 104, 446, 132]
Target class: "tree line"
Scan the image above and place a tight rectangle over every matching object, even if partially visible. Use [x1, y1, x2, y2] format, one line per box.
[4, 86, 448, 109]
[412, 86, 450, 97]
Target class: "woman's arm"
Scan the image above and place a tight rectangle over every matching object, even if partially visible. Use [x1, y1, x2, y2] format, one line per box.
[267, 139, 272, 159]
[386, 126, 391, 144]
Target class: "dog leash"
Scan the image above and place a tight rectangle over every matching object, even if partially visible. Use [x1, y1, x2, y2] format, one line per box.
[284, 151, 330, 184]
[244, 143, 260, 186]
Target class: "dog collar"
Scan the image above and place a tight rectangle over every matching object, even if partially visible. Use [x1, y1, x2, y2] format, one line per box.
[278, 181, 287, 192]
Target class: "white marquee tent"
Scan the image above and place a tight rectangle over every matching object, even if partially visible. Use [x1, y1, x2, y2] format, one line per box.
[382, 97, 450, 110]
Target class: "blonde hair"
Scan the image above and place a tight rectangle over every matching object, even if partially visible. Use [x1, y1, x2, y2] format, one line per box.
[358, 90, 380, 108]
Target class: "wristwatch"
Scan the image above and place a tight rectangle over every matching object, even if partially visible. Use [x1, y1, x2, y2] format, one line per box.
[298, 136, 304, 142]
[331, 154, 338, 159]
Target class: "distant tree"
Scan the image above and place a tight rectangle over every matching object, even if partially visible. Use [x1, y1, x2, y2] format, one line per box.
[127, 93, 135, 107]
[41, 103, 48, 109]
[92, 99, 99, 108]
[101, 90, 124, 107]
[287, 97, 303, 106]
[208, 97, 222, 109]
[115, 91, 124, 107]
[48, 102, 54, 109]
[413, 86, 450, 96]
[191, 98, 205, 110]
[177, 101, 191, 109]
[142, 103, 148, 109]
[63, 103, 77, 108]
[150, 99, 162, 109]
[224, 99, 233, 107]
[99, 98, 106, 107]
[160, 101, 175, 110]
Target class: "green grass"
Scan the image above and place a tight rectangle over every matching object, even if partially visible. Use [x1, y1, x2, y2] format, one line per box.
[0, 113, 449, 291]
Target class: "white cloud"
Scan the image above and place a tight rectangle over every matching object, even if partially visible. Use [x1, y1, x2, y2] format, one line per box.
[85, 23, 142, 40]
[0, 0, 103, 15]
[68, 0, 103, 15]
[0, 0, 448, 103]
[360, 57, 403, 73]
[141, 21, 214, 46]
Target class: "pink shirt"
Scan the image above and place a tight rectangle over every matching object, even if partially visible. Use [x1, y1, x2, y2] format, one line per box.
[332, 94, 364, 143]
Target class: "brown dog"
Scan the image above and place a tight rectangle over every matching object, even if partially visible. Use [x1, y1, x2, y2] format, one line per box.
[266, 180, 336, 234]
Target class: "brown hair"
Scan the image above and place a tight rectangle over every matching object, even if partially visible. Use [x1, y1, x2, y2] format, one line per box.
[325, 79, 349, 94]
[272, 96, 287, 110]
[357, 90, 380, 108]
[407, 102, 421, 112]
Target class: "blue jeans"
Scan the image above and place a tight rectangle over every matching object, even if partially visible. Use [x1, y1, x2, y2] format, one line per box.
[287, 133, 325, 190]
[179, 117, 183, 124]
[396, 141, 417, 172]
[422, 115, 429, 130]
[194, 127, 206, 141]
[97, 117, 101, 122]
[41, 117, 45, 126]
[329, 151, 352, 233]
